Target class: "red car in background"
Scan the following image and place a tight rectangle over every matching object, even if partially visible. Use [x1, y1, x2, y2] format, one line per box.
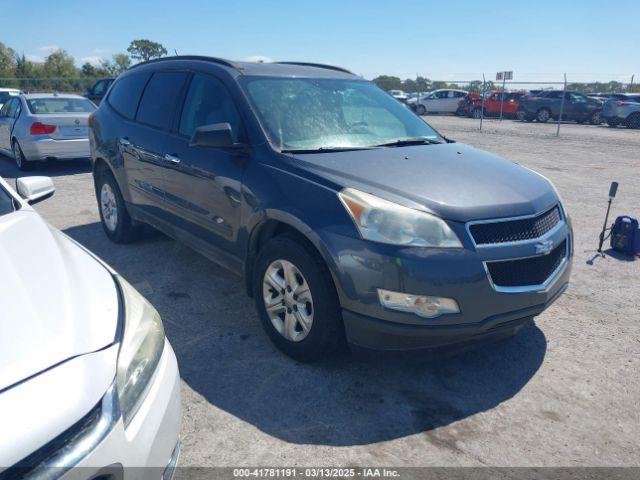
[455, 92, 481, 116]
[460, 90, 527, 119]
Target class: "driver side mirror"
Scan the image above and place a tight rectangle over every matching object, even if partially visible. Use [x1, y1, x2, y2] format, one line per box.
[189, 123, 244, 150]
[16, 176, 55, 204]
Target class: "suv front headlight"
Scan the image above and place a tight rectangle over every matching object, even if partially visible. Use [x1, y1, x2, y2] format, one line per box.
[338, 188, 462, 248]
[115, 276, 165, 426]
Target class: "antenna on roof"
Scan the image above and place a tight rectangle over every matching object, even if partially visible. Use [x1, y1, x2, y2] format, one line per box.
[174, 49, 179, 56]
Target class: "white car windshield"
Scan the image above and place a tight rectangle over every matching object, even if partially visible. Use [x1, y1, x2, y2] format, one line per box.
[241, 77, 441, 152]
[0, 186, 16, 217]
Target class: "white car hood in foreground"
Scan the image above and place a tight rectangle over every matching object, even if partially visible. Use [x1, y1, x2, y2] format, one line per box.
[0, 208, 119, 392]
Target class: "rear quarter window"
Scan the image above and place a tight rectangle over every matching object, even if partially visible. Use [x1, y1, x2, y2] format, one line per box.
[107, 73, 150, 119]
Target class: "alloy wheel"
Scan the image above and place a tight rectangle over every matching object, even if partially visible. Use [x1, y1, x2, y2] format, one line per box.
[537, 109, 550, 122]
[262, 259, 314, 342]
[100, 183, 119, 232]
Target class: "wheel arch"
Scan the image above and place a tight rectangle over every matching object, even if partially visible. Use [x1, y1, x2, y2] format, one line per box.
[92, 157, 121, 192]
[244, 212, 342, 302]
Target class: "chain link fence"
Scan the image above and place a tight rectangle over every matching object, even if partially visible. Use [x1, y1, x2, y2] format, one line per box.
[0, 77, 102, 94]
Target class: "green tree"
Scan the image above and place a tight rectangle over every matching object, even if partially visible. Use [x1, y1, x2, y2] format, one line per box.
[372, 75, 403, 91]
[0, 42, 16, 81]
[81, 62, 97, 76]
[102, 53, 132, 76]
[127, 39, 167, 62]
[42, 50, 81, 92]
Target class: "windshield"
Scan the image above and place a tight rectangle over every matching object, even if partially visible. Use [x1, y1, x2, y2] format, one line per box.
[240, 77, 441, 151]
[0, 185, 16, 217]
[26, 97, 96, 114]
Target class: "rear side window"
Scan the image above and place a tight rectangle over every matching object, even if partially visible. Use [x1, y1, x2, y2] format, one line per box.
[136, 71, 189, 130]
[107, 73, 149, 119]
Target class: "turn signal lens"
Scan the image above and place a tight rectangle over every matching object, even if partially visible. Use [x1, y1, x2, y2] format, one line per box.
[378, 288, 460, 319]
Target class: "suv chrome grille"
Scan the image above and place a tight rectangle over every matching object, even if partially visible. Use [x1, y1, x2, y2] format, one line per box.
[486, 239, 567, 288]
[469, 206, 562, 245]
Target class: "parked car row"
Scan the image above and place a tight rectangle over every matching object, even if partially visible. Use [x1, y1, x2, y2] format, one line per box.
[394, 85, 640, 128]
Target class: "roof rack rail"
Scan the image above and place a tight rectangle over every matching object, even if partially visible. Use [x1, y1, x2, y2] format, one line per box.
[128, 55, 243, 71]
[274, 61, 355, 75]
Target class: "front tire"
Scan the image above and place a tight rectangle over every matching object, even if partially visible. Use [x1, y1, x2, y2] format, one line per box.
[253, 235, 343, 362]
[472, 107, 483, 119]
[590, 111, 603, 125]
[416, 104, 426, 116]
[95, 170, 139, 243]
[536, 108, 551, 123]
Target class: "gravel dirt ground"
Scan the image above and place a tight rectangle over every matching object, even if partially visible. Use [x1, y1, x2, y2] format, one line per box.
[1, 116, 638, 467]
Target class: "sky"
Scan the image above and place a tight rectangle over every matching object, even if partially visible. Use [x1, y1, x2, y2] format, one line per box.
[2, 0, 639, 83]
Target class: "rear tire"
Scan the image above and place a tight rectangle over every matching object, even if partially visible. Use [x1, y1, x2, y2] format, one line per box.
[12, 140, 30, 171]
[95, 169, 140, 243]
[253, 235, 343, 362]
[625, 112, 640, 129]
[536, 108, 551, 123]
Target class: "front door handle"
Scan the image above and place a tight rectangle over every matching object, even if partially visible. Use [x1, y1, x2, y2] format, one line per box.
[164, 153, 181, 164]
[118, 137, 131, 146]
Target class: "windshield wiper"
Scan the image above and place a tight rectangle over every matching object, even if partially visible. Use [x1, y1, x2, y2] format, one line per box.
[281, 146, 378, 153]
[373, 138, 443, 147]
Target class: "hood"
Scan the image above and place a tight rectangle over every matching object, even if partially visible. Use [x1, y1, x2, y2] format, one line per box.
[291, 142, 557, 222]
[0, 209, 119, 392]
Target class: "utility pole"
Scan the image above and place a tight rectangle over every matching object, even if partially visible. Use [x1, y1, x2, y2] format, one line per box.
[556, 73, 567, 137]
[480, 74, 486, 131]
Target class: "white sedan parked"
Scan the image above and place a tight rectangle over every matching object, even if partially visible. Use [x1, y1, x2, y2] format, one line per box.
[414, 88, 468, 115]
[0, 93, 95, 170]
[0, 176, 181, 477]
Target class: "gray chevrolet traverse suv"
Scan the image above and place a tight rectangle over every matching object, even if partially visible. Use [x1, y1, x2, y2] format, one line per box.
[89, 56, 573, 361]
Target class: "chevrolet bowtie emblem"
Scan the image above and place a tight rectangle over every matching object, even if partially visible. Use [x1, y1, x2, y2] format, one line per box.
[535, 240, 554, 255]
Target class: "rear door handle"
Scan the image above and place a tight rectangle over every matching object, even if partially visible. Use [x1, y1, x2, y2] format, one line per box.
[164, 153, 181, 164]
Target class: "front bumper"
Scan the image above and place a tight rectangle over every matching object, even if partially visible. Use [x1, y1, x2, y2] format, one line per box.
[21, 138, 90, 161]
[317, 216, 573, 351]
[75, 341, 181, 477]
